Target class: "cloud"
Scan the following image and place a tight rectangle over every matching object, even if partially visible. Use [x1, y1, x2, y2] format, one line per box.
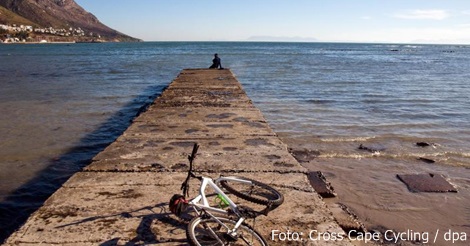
[376, 27, 470, 44]
[458, 23, 470, 28]
[394, 9, 449, 20]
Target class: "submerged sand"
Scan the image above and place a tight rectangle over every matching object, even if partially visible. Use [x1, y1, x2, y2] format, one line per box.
[283, 136, 470, 246]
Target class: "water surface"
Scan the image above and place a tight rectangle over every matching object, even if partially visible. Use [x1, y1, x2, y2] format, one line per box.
[1, 42, 469, 242]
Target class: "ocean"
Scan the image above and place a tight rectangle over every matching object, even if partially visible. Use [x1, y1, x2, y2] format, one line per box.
[1, 42, 469, 242]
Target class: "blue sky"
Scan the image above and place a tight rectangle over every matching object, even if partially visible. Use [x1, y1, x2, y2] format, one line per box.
[76, 0, 470, 44]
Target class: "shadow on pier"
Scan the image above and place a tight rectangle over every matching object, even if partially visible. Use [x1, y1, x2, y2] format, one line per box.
[0, 85, 166, 243]
[49, 202, 188, 245]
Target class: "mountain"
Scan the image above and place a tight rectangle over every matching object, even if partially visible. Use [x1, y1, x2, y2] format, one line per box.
[0, 0, 139, 41]
[0, 5, 36, 26]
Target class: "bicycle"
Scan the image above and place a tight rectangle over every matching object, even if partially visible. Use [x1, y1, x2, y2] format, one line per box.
[169, 143, 284, 246]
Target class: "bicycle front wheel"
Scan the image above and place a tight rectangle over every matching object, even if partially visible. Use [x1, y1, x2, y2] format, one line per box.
[186, 216, 268, 246]
[219, 177, 284, 207]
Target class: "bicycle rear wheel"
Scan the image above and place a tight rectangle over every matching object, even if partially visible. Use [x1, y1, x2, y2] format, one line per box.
[218, 177, 284, 207]
[186, 216, 267, 246]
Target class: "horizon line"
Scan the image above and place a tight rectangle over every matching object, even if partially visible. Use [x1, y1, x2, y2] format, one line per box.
[138, 40, 470, 46]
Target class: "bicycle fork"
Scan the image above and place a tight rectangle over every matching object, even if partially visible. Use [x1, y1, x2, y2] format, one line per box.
[201, 211, 246, 243]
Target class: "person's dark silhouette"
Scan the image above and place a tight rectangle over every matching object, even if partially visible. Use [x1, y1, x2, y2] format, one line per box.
[209, 53, 223, 69]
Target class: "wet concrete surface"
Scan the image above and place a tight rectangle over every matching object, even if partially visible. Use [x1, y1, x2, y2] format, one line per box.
[397, 173, 457, 193]
[307, 171, 337, 198]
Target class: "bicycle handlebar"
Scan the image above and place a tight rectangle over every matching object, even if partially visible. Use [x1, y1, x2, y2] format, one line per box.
[181, 143, 200, 198]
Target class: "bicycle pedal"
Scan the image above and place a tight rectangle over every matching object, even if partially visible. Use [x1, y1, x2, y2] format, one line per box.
[223, 232, 238, 242]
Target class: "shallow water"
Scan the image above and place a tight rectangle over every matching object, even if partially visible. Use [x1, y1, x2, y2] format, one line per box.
[1, 42, 469, 242]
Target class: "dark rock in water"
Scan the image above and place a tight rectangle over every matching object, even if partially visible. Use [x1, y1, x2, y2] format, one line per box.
[397, 173, 457, 193]
[416, 142, 431, 147]
[418, 157, 435, 164]
[289, 148, 320, 163]
[358, 144, 385, 153]
[307, 171, 336, 198]
[358, 144, 369, 151]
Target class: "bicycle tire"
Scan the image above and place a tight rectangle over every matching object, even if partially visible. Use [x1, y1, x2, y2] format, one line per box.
[219, 176, 284, 207]
[186, 216, 268, 246]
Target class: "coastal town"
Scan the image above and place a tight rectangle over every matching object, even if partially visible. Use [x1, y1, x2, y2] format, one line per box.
[0, 24, 100, 43]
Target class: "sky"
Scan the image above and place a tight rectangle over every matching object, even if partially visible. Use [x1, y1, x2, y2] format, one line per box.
[76, 0, 470, 44]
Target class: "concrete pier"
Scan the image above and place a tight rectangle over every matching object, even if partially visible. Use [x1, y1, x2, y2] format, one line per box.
[5, 69, 349, 245]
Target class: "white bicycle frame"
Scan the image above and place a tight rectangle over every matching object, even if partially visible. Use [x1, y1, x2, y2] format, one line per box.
[188, 176, 254, 232]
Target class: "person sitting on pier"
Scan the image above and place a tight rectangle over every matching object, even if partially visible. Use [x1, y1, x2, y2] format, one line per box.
[209, 53, 224, 69]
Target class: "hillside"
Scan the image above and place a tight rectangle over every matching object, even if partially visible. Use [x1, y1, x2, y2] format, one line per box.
[0, 0, 139, 42]
[0, 5, 37, 26]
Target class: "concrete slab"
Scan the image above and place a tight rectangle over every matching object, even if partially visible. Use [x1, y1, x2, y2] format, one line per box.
[159, 87, 250, 100]
[61, 172, 314, 192]
[397, 173, 457, 193]
[328, 203, 365, 235]
[7, 173, 338, 245]
[135, 107, 267, 123]
[86, 137, 304, 173]
[85, 138, 306, 172]
[308, 171, 337, 198]
[124, 121, 275, 138]
[152, 99, 254, 109]
[4, 69, 348, 245]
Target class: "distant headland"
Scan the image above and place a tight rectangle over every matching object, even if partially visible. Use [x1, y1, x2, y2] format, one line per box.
[0, 0, 140, 43]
